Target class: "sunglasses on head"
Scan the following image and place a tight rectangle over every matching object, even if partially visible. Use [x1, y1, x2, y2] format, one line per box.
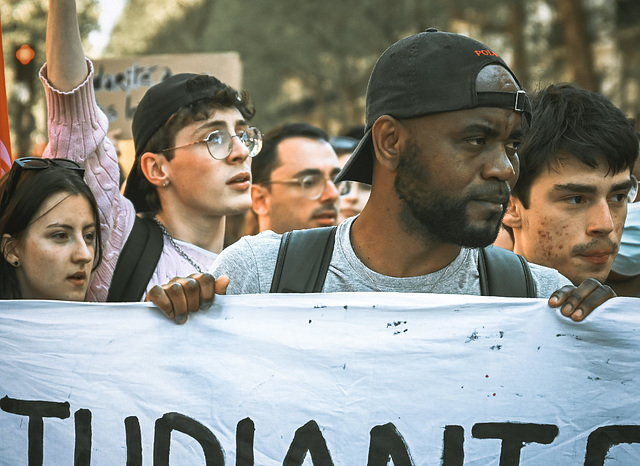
[0, 157, 85, 216]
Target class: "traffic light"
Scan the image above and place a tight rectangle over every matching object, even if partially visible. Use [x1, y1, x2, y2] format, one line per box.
[14, 44, 36, 94]
[11, 44, 37, 157]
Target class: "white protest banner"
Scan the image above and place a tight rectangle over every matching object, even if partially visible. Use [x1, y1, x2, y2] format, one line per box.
[0, 293, 639, 465]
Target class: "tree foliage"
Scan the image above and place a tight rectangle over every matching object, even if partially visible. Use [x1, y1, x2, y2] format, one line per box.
[3, 0, 638, 146]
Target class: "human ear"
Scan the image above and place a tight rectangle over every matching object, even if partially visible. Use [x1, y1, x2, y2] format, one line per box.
[1, 234, 20, 266]
[371, 116, 406, 172]
[250, 184, 271, 216]
[140, 152, 169, 188]
[502, 196, 523, 229]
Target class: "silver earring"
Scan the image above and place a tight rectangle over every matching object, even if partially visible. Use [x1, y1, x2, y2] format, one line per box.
[12, 261, 19, 267]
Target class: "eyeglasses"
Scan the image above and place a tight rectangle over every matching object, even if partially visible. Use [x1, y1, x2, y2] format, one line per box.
[160, 127, 262, 160]
[337, 180, 371, 197]
[629, 175, 639, 202]
[0, 157, 85, 216]
[262, 173, 349, 200]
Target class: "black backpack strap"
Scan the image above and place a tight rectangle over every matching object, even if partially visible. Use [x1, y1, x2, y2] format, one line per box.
[270, 227, 337, 293]
[478, 245, 536, 298]
[107, 216, 164, 302]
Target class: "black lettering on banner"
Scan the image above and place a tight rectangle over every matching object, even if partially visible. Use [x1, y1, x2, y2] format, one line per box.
[74, 409, 91, 466]
[472, 422, 558, 465]
[153, 412, 225, 466]
[442, 425, 464, 466]
[125, 416, 143, 466]
[0, 396, 70, 466]
[367, 422, 415, 466]
[236, 417, 255, 466]
[584, 425, 640, 466]
[283, 420, 334, 466]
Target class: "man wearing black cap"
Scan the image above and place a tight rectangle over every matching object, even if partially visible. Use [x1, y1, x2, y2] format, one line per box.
[40, 0, 258, 307]
[209, 29, 614, 321]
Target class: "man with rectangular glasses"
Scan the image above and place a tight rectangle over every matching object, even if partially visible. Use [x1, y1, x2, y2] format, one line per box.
[40, 0, 259, 309]
[249, 123, 344, 234]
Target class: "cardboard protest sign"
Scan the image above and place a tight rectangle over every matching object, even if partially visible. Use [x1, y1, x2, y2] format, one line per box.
[92, 52, 242, 140]
[91, 53, 242, 175]
[0, 293, 639, 465]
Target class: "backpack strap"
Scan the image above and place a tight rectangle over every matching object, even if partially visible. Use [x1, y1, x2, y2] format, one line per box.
[478, 245, 536, 298]
[107, 215, 164, 302]
[270, 227, 337, 293]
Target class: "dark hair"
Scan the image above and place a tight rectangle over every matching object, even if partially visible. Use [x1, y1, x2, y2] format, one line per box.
[252, 122, 330, 184]
[138, 76, 256, 212]
[0, 166, 103, 299]
[513, 83, 639, 208]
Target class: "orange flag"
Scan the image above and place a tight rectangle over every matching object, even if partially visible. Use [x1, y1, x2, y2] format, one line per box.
[0, 21, 13, 176]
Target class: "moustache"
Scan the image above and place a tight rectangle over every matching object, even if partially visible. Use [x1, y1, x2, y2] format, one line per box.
[571, 238, 619, 256]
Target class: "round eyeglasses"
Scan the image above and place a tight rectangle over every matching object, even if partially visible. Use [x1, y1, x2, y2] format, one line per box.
[160, 127, 262, 160]
[262, 173, 349, 200]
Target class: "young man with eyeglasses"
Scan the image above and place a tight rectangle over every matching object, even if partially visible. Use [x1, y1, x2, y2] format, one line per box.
[249, 123, 343, 234]
[39, 0, 258, 307]
[501, 83, 638, 286]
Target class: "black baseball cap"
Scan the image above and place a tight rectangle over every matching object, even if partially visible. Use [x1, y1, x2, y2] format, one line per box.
[335, 29, 530, 184]
[124, 73, 227, 212]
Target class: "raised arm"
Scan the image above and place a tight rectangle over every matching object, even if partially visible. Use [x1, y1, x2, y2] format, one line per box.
[41, 0, 137, 302]
[46, 0, 88, 91]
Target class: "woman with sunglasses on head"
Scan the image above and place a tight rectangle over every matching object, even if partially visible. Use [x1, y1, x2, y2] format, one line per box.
[0, 158, 102, 300]
[39, 0, 259, 313]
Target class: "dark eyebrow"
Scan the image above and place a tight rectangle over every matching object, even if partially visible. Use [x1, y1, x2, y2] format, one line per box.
[552, 179, 634, 195]
[461, 123, 499, 137]
[196, 119, 249, 134]
[46, 222, 96, 230]
[611, 179, 634, 192]
[551, 183, 597, 195]
[462, 123, 523, 140]
[45, 223, 73, 230]
[291, 168, 324, 178]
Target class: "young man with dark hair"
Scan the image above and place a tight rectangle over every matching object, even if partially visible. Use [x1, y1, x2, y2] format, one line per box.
[249, 122, 342, 233]
[502, 83, 638, 285]
[41, 0, 259, 309]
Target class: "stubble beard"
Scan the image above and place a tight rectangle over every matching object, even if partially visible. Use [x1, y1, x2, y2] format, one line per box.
[393, 142, 505, 248]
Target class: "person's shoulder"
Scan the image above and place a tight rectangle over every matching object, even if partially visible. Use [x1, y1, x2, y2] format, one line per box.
[211, 230, 282, 271]
[528, 262, 573, 297]
[212, 230, 283, 294]
[226, 230, 282, 253]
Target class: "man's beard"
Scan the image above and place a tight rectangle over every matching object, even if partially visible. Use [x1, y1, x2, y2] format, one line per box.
[394, 141, 507, 248]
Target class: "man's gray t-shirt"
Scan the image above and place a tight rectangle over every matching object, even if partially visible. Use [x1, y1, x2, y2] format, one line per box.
[211, 216, 572, 297]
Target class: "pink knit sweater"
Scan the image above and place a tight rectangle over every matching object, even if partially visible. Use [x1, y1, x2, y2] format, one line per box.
[41, 60, 217, 301]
